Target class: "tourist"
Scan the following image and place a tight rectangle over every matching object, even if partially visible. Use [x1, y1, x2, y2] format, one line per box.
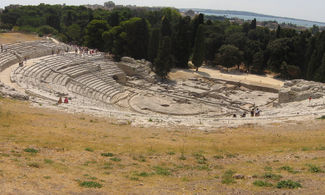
[64, 97, 69, 104]
[1, 44, 3, 52]
[241, 112, 246, 118]
[250, 108, 255, 117]
[58, 97, 62, 104]
[19, 61, 23, 67]
[255, 108, 260, 117]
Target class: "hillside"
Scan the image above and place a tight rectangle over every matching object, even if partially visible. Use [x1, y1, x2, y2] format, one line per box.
[1, 97, 325, 194]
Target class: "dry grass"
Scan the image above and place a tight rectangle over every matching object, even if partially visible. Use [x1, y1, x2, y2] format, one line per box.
[0, 97, 325, 194]
[0, 32, 41, 44]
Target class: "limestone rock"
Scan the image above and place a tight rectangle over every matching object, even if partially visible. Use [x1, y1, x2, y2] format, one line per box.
[279, 79, 325, 103]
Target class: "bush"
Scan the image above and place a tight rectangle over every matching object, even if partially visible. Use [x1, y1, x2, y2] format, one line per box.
[79, 181, 103, 188]
[221, 170, 236, 184]
[307, 164, 323, 173]
[37, 25, 58, 35]
[110, 157, 121, 162]
[153, 166, 171, 176]
[85, 147, 94, 152]
[253, 180, 273, 187]
[101, 152, 114, 157]
[24, 148, 39, 154]
[279, 166, 298, 174]
[277, 180, 302, 189]
[263, 173, 283, 181]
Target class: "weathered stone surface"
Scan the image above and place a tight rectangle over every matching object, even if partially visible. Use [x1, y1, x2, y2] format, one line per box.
[117, 57, 156, 83]
[279, 79, 325, 103]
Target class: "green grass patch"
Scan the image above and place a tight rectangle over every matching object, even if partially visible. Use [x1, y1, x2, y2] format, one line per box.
[277, 180, 302, 189]
[110, 157, 121, 162]
[153, 166, 171, 176]
[24, 148, 39, 154]
[101, 152, 114, 157]
[307, 164, 323, 173]
[279, 166, 298, 174]
[221, 169, 236, 184]
[263, 173, 283, 181]
[85, 147, 94, 152]
[44, 159, 54, 164]
[79, 181, 103, 188]
[253, 180, 273, 187]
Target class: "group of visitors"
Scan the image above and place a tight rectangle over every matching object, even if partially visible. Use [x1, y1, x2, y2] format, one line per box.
[0, 44, 8, 52]
[251, 107, 261, 117]
[232, 107, 261, 118]
[58, 97, 69, 104]
[72, 45, 98, 56]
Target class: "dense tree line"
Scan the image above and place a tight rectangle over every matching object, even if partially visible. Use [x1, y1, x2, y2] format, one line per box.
[0, 4, 324, 82]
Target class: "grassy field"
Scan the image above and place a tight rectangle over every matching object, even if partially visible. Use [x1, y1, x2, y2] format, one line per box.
[0, 97, 325, 194]
[0, 32, 41, 44]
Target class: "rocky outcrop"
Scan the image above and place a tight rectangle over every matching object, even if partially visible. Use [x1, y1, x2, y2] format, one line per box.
[0, 82, 29, 100]
[117, 57, 157, 83]
[279, 79, 325, 103]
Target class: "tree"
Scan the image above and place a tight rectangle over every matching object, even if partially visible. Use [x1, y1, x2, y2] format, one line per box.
[313, 53, 325, 82]
[216, 44, 243, 71]
[147, 28, 160, 62]
[173, 16, 192, 68]
[251, 50, 265, 74]
[192, 24, 205, 71]
[84, 20, 110, 51]
[66, 24, 81, 43]
[122, 17, 149, 59]
[153, 36, 173, 80]
[250, 18, 257, 30]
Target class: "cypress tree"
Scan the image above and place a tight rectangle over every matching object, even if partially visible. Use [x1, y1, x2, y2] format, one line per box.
[154, 36, 173, 80]
[148, 28, 160, 62]
[192, 24, 205, 72]
[173, 17, 192, 68]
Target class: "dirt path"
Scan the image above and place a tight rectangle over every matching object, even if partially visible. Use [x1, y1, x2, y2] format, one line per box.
[169, 67, 284, 89]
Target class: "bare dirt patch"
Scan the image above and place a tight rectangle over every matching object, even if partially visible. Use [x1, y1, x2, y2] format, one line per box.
[0, 32, 41, 44]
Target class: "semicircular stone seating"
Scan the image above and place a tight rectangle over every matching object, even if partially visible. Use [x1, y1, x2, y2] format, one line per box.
[9, 43, 126, 103]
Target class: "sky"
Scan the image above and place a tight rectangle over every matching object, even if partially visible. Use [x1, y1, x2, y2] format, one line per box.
[1, 0, 324, 22]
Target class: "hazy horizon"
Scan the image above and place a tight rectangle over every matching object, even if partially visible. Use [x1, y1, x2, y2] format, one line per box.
[1, 0, 324, 23]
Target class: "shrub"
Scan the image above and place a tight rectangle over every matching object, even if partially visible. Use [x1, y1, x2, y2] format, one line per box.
[193, 153, 207, 164]
[277, 180, 302, 189]
[221, 170, 236, 184]
[44, 159, 54, 164]
[85, 147, 94, 152]
[101, 152, 114, 157]
[110, 157, 121, 162]
[24, 148, 39, 154]
[279, 166, 298, 174]
[307, 164, 323, 173]
[253, 180, 273, 187]
[263, 173, 283, 181]
[153, 166, 171, 176]
[213, 155, 224, 159]
[79, 181, 103, 188]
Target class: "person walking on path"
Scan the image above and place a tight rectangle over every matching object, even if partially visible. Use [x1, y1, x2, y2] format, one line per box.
[64, 97, 69, 104]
